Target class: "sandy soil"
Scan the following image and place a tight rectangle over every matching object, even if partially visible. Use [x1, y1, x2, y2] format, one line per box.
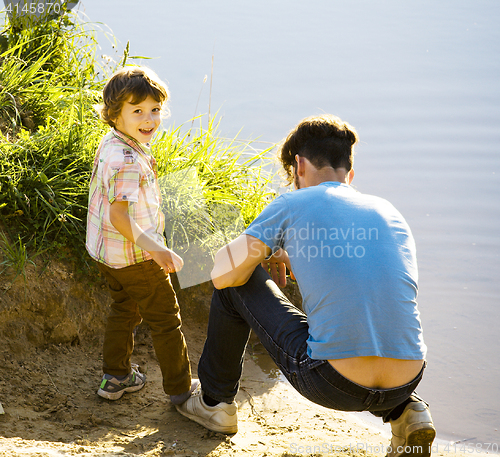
[0, 317, 390, 457]
[0, 263, 490, 457]
[1, 321, 488, 457]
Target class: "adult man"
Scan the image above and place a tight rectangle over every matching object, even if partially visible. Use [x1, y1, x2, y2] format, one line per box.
[176, 115, 436, 457]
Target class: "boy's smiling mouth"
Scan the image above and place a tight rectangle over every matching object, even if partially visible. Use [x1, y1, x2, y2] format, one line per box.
[139, 128, 154, 134]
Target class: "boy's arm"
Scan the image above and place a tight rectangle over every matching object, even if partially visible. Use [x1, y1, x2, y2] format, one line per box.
[109, 201, 183, 273]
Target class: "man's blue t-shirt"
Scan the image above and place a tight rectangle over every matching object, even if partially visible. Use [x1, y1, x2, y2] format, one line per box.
[244, 182, 427, 361]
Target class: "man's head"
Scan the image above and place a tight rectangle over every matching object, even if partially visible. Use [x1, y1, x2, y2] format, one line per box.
[278, 114, 359, 186]
[97, 66, 169, 142]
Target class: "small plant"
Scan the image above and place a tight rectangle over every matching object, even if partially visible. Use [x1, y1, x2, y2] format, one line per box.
[0, 229, 34, 284]
[155, 116, 276, 252]
[153, 117, 276, 287]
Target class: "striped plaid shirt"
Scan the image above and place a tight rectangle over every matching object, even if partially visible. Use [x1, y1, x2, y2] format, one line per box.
[86, 129, 166, 268]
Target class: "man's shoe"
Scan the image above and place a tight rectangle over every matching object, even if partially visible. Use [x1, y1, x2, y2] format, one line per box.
[97, 364, 146, 400]
[387, 401, 436, 457]
[175, 386, 238, 434]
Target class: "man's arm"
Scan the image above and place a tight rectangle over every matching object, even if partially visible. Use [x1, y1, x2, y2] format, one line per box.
[211, 235, 270, 289]
[109, 201, 183, 273]
[211, 234, 294, 289]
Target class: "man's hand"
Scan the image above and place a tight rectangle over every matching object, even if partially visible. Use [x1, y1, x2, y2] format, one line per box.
[260, 248, 295, 288]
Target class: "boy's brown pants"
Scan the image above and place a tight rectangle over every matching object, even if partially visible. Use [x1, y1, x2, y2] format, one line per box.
[97, 259, 192, 396]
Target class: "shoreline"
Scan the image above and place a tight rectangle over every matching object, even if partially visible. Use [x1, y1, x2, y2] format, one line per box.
[0, 264, 497, 457]
[1, 330, 497, 457]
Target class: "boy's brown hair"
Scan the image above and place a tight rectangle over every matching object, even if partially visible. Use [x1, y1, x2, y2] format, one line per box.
[278, 114, 359, 185]
[97, 66, 169, 127]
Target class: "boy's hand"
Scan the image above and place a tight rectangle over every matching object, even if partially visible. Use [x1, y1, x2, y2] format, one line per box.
[109, 201, 184, 274]
[150, 248, 184, 274]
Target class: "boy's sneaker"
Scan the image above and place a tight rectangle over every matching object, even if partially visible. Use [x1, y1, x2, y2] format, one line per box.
[387, 401, 436, 457]
[170, 379, 200, 405]
[97, 364, 146, 400]
[175, 385, 238, 434]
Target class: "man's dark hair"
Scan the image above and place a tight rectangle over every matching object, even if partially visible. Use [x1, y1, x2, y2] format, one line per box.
[278, 114, 359, 185]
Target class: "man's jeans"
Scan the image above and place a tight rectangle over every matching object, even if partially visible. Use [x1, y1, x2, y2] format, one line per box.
[198, 266, 425, 421]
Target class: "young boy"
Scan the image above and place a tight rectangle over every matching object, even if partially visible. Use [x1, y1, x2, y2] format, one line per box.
[86, 66, 197, 404]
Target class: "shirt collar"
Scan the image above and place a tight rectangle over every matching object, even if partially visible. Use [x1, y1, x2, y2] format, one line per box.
[112, 128, 151, 156]
[318, 181, 350, 188]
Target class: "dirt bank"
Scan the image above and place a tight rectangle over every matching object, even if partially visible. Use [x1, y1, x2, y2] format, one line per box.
[0, 261, 485, 456]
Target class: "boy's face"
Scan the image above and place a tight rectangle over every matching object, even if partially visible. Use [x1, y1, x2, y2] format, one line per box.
[113, 95, 162, 144]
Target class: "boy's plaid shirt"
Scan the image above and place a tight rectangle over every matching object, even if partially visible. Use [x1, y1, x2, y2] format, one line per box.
[86, 129, 166, 268]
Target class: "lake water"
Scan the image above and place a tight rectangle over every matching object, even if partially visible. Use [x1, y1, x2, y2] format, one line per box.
[61, 0, 500, 445]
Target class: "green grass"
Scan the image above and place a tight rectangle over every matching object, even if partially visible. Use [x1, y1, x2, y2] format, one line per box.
[0, 9, 276, 280]
[0, 228, 34, 285]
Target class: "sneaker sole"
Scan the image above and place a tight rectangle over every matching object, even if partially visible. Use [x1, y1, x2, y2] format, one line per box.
[175, 404, 238, 434]
[97, 383, 144, 401]
[391, 425, 436, 457]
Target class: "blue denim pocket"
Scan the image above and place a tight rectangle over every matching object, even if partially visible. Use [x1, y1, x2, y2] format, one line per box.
[291, 358, 362, 410]
[293, 357, 425, 413]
